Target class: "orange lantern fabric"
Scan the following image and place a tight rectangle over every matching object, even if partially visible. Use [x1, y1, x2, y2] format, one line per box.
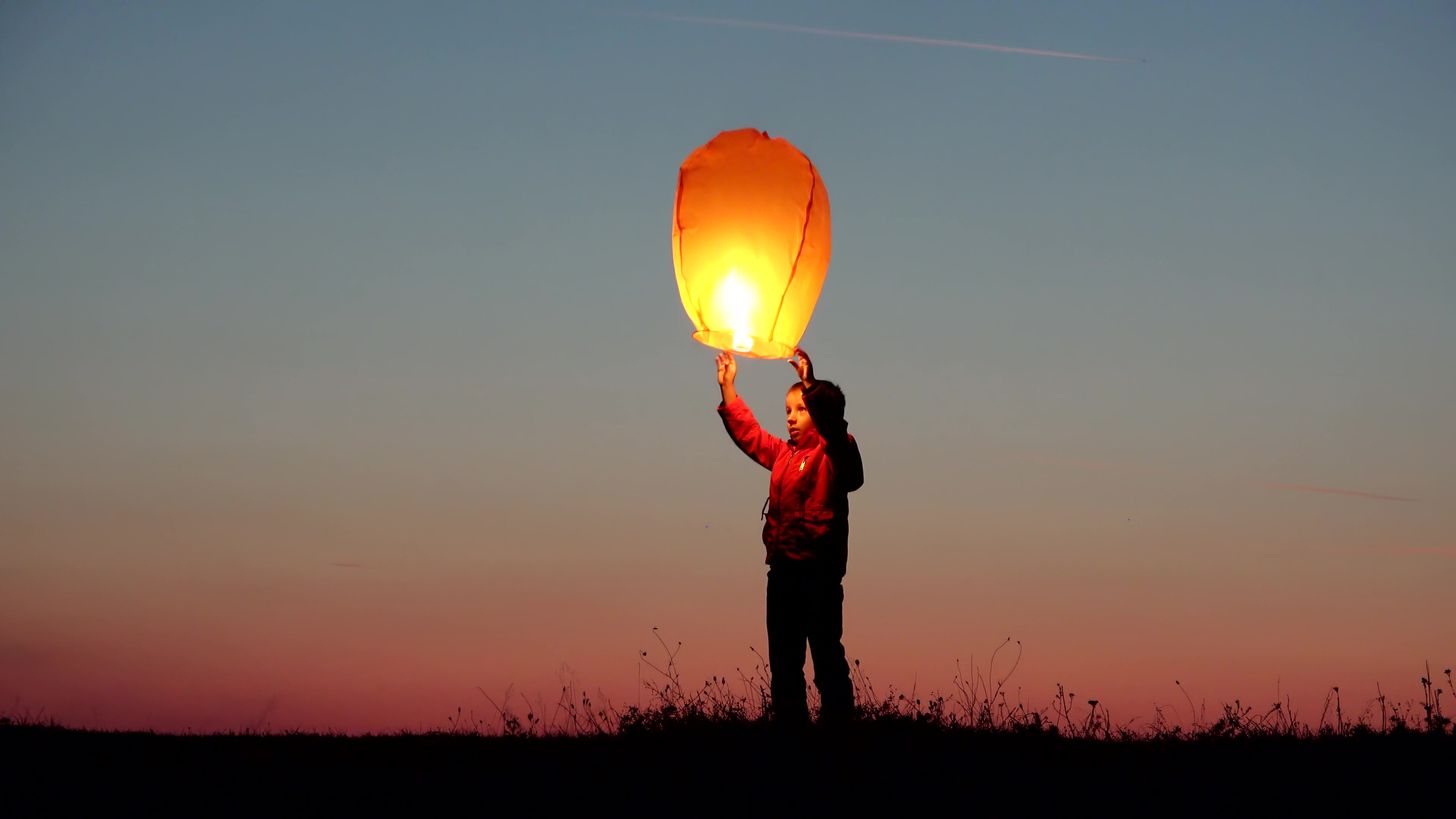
[672, 128, 831, 359]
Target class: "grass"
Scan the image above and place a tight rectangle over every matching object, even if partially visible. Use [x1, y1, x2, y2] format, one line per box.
[454, 631, 1454, 742]
[4, 637, 1451, 813]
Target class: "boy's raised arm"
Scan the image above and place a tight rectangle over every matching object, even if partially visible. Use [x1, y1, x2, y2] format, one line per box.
[716, 350, 738, 406]
[716, 351, 786, 470]
[803, 383, 863, 492]
[797, 348, 864, 493]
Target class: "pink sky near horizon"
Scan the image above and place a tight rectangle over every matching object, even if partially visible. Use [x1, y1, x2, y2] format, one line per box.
[5, 440, 1447, 734]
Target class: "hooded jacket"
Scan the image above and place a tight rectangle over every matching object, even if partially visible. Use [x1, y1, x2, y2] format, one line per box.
[717, 383, 864, 574]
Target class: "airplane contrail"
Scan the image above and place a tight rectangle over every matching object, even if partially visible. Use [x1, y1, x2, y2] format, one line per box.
[625, 12, 1140, 64]
[1375, 546, 1455, 557]
[1019, 451, 1418, 503]
[1261, 483, 1417, 502]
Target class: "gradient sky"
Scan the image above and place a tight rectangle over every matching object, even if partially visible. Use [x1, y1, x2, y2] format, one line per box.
[3, 1, 1452, 733]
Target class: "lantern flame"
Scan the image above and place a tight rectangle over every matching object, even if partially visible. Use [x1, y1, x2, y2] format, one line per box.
[713, 268, 760, 352]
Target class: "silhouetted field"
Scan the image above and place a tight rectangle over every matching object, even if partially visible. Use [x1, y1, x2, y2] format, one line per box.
[6, 644, 1450, 812]
[4, 717, 1451, 814]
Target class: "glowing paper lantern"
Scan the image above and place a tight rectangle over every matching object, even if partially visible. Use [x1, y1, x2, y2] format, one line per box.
[672, 128, 831, 359]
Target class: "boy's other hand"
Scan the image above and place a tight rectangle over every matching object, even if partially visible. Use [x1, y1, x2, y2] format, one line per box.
[790, 347, 814, 387]
[715, 351, 737, 386]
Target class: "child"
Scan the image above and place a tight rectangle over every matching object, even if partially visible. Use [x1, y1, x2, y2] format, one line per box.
[715, 346, 864, 725]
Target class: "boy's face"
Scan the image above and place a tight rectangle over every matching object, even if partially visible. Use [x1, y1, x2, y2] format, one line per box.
[785, 387, 817, 445]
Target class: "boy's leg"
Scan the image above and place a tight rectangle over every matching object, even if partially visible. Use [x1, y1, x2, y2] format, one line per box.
[806, 567, 853, 723]
[766, 564, 810, 724]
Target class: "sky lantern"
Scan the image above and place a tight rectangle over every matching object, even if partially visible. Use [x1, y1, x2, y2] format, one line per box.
[672, 128, 831, 359]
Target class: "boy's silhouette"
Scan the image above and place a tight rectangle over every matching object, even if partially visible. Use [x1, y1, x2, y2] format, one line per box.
[715, 347, 864, 725]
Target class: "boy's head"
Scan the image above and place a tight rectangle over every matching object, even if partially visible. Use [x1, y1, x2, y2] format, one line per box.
[785, 380, 846, 445]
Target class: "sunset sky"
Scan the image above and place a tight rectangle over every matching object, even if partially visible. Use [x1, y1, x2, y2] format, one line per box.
[3, 1, 1452, 733]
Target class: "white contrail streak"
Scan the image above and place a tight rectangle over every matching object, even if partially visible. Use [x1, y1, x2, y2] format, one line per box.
[1261, 483, 1418, 503]
[627, 12, 1139, 64]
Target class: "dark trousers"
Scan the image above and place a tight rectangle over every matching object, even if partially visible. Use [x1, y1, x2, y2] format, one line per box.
[766, 560, 854, 724]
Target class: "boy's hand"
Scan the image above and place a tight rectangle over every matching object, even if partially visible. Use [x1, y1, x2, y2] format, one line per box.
[715, 351, 737, 387]
[789, 347, 814, 387]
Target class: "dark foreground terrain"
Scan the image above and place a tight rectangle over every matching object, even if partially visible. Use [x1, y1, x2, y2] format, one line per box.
[3, 719, 1450, 814]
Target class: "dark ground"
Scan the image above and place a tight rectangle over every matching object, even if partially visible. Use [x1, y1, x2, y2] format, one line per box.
[3, 720, 1449, 814]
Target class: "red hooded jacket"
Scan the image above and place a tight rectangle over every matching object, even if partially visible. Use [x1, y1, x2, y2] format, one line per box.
[717, 384, 864, 574]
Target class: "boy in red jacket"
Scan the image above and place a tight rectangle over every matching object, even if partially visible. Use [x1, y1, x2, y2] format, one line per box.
[715, 347, 864, 725]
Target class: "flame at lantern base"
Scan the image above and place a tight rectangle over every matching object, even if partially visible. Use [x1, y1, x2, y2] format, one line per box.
[692, 329, 794, 360]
